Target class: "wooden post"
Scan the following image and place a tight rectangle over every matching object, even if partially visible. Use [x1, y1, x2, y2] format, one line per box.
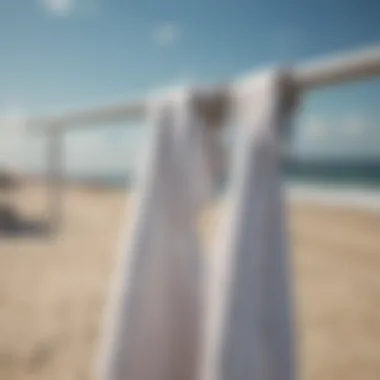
[47, 128, 64, 232]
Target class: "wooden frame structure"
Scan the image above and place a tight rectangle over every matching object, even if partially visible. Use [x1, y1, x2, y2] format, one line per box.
[27, 45, 380, 230]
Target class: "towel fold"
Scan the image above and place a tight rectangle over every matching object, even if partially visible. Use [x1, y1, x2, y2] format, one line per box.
[97, 89, 224, 380]
[199, 70, 297, 380]
[97, 75, 297, 380]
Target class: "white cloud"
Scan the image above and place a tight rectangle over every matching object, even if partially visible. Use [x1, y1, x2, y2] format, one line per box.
[302, 118, 328, 142]
[0, 107, 30, 170]
[0, 107, 27, 137]
[153, 24, 181, 47]
[41, 0, 74, 16]
[40, 0, 102, 17]
[344, 115, 366, 138]
[301, 114, 370, 143]
[65, 128, 146, 175]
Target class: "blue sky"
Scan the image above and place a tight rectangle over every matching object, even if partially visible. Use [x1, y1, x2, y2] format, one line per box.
[0, 0, 380, 173]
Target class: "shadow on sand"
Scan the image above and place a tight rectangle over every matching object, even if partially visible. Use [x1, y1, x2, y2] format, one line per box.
[0, 206, 53, 239]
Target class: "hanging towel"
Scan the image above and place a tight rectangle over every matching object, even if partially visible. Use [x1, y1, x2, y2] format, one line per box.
[199, 70, 297, 380]
[97, 89, 223, 380]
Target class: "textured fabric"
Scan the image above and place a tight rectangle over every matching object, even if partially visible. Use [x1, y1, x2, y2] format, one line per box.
[97, 91, 222, 380]
[97, 73, 296, 380]
[199, 71, 296, 380]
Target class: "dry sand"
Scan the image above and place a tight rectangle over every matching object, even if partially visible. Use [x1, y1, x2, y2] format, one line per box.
[0, 184, 380, 380]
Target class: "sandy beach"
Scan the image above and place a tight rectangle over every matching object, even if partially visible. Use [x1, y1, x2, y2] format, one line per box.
[1, 183, 380, 380]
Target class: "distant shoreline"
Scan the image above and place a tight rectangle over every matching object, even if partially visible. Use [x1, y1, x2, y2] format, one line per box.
[288, 184, 380, 213]
[19, 173, 380, 190]
[7, 169, 380, 213]
[6, 156, 380, 190]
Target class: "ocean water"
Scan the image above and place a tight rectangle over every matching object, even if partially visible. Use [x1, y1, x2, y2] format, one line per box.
[69, 159, 380, 190]
[284, 159, 380, 189]
[66, 159, 380, 211]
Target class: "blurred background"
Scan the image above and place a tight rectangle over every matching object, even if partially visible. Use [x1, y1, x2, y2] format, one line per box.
[0, 1, 380, 379]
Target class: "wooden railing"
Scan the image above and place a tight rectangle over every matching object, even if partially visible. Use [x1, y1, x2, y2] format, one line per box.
[25, 45, 380, 230]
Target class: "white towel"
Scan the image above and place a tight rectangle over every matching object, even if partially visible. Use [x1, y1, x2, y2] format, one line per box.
[199, 70, 297, 380]
[97, 90, 223, 380]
